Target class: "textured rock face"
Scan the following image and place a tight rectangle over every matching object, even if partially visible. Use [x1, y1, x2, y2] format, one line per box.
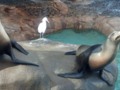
[0, 39, 117, 90]
[65, 0, 94, 5]
[0, 0, 120, 41]
[0, 5, 37, 41]
[0, 0, 68, 17]
[64, 0, 120, 16]
[0, 0, 69, 41]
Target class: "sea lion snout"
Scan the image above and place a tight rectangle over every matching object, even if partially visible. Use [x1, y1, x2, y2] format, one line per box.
[108, 31, 120, 43]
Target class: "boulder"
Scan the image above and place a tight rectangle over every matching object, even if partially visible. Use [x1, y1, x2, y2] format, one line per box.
[0, 50, 51, 90]
[0, 38, 117, 90]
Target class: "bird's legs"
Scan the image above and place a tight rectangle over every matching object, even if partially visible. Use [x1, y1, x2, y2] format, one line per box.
[40, 33, 44, 38]
[40, 33, 43, 38]
[40, 33, 41, 38]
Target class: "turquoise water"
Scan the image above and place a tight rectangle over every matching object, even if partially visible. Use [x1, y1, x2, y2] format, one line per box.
[46, 29, 106, 45]
[45, 29, 120, 90]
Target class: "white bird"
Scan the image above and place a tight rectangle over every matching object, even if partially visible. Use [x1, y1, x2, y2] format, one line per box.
[38, 17, 49, 38]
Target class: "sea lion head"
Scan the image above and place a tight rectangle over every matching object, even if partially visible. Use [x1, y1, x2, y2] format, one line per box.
[108, 31, 120, 44]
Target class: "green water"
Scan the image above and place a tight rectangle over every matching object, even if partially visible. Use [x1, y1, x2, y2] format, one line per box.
[45, 29, 120, 90]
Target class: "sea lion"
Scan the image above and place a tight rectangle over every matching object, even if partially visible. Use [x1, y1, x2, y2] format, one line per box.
[57, 31, 120, 86]
[0, 21, 38, 66]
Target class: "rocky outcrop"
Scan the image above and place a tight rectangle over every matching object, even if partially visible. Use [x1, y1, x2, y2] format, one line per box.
[0, 0, 120, 41]
[0, 39, 117, 90]
[0, 0, 69, 41]
[1, 8, 120, 41]
[0, 65, 50, 90]
[0, 49, 51, 90]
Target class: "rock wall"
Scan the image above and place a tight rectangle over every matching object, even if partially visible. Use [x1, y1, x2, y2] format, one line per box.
[0, 0, 120, 41]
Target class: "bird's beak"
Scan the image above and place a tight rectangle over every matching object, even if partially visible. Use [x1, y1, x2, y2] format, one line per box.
[47, 19, 49, 23]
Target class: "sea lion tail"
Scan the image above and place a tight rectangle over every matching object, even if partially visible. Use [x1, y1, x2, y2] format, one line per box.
[65, 51, 76, 55]
[11, 40, 29, 55]
[57, 72, 84, 78]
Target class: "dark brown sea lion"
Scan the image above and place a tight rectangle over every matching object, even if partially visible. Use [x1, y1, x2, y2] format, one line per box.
[58, 31, 120, 86]
[0, 21, 38, 66]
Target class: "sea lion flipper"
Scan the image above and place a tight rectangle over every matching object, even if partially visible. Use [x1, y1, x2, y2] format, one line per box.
[13, 58, 39, 67]
[65, 45, 90, 56]
[77, 45, 90, 52]
[11, 40, 29, 55]
[57, 72, 85, 78]
[99, 70, 114, 86]
[6, 46, 39, 67]
[65, 51, 76, 55]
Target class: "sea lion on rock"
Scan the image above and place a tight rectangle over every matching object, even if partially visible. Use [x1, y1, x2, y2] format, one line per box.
[0, 21, 38, 67]
[57, 31, 120, 86]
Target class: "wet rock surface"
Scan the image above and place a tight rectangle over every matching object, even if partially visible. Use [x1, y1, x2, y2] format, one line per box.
[0, 39, 118, 90]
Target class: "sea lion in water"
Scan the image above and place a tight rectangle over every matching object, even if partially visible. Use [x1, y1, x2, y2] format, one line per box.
[57, 31, 120, 85]
[0, 21, 38, 66]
